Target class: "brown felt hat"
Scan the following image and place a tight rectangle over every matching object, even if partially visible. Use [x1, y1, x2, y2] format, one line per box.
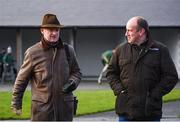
[41, 13, 63, 28]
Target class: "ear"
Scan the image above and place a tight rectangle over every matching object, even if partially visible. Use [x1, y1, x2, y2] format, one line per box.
[40, 28, 44, 34]
[139, 28, 145, 36]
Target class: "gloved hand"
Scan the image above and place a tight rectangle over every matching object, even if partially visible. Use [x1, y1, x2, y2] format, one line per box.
[62, 80, 76, 93]
[12, 107, 22, 116]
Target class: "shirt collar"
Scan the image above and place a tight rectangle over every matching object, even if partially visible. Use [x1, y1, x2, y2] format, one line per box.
[41, 37, 63, 50]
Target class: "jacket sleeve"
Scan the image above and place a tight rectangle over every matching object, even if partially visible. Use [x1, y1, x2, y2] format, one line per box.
[106, 49, 124, 96]
[68, 45, 82, 88]
[11, 50, 33, 109]
[151, 46, 178, 99]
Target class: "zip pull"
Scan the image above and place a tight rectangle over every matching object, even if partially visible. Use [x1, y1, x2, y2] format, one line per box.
[52, 48, 57, 63]
[139, 48, 143, 56]
[139, 47, 148, 57]
[136, 48, 149, 64]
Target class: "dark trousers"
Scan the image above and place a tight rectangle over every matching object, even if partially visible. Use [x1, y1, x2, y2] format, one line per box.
[0, 63, 3, 79]
[119, 115, 161, 122]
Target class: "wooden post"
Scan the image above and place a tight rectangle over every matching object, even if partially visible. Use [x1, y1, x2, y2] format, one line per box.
[16, 28, 22, 71]
[69, 27, 77, 51]
[178, 32, 180, 78]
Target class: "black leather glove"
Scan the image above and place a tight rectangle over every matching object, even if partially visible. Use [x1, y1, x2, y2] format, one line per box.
[62, 80, 76, 93]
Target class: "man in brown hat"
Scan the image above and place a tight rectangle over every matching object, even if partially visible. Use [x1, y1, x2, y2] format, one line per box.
[11, 13, 82, 121]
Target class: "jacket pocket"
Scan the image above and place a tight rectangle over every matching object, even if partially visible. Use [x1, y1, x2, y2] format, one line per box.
[143, 58, 160, 71]
[118, 59, 132, 82]
[143, 61, 159, 68]
[64, 95, 74, 101]
[32, 94, 49, 103]
[32, 99, 47, 113]
[119, 59, 131, 66]
[31, 94, 49, 116]
[115, 92, 128, 114]
[143, 60, 160, 80]
[63, 95, 74, 117]
[145, 93, 162, 117]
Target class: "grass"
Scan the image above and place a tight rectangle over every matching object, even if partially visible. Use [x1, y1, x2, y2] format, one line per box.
[163, 89, 180, 102]
[75, 90, 115, 116]
[0, 90, 115, 120]
[0, 89, 180, 120]
[0, 91, 31, 120]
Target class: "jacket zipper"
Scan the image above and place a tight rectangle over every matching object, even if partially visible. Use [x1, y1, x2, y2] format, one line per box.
[52, 48, 57, 120]
[135, 41, 154, 65]
[135, 48, 149, 65]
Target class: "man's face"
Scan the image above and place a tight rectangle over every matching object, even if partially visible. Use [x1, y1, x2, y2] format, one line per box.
[41, 27, 60, 43]
[125, 19, 140, 44]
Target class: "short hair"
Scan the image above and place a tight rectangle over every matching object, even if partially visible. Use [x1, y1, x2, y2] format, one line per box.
[136, 17, 149, 33]
[135, 16, 152, 40]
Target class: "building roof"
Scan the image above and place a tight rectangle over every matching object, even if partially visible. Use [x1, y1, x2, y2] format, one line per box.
[1, 0, 180, 27]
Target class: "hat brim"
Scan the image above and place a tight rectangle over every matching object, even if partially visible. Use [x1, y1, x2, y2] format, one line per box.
[41, 24, 63, 28]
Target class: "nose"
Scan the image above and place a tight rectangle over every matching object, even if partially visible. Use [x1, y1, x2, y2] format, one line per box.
[52, 30, 58, 34]
[125, 31, 128, 36]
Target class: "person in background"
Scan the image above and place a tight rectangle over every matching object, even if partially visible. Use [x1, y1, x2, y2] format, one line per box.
[98, 50, 114, 84]
[3, 46, 14, 66]
[11, 13, 82, 121]
[0, 48, 6, 82]
[2, 46, 16, 83]
[106, 16, 178, 121]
